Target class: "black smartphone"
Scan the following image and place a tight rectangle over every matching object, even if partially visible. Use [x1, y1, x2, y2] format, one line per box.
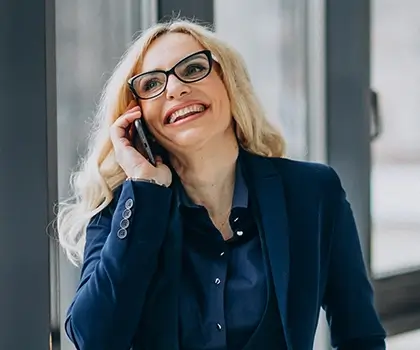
[133, 118, 156, 167]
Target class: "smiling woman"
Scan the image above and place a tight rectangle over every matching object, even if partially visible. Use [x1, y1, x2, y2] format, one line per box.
[56, 18, 385, 350]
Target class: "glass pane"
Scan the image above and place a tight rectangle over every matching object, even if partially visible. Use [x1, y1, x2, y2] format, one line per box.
[214, 0, 308, 159]
[371, 0, 420, 276]
[386, 329, 420, 350]
[55, 1, 140, 348]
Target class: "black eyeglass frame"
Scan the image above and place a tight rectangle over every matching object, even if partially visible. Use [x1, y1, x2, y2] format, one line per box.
[127, 49, 214, 100]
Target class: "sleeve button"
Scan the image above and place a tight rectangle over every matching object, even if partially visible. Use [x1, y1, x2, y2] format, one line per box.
[125, 198, 134, 209]
[117, 228, 127, 239]
[120, 218, 130, 229]
[122, 208, 132, 219]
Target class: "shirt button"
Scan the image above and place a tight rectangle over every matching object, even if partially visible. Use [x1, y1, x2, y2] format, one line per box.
[125, 198, 134, 209]
[220, 252, 225, 256]
[233, 217, 239, 222]
[236, 230, 244, 236]
[216, 323, 222, 331]
[214, 278, 221, 285]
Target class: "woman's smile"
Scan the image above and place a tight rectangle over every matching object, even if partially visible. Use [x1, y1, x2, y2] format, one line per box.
[165, 104, 209, 126]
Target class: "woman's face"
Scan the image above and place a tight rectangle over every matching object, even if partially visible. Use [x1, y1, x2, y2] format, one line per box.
[137, 33, 233, 153]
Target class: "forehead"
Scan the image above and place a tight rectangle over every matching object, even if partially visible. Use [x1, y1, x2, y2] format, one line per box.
[141, 33, 205, 72]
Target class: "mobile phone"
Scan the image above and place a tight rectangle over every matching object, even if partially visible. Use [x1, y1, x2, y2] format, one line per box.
[133, 118, 156, 166]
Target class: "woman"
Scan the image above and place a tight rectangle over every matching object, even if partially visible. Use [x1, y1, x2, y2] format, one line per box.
[57, 19, 386, 350]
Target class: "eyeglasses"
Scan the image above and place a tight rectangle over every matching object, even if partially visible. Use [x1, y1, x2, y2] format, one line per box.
[128, 50, 214, 100]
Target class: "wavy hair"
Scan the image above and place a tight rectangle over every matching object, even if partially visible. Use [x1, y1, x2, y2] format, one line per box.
[56, 18, 286, 266]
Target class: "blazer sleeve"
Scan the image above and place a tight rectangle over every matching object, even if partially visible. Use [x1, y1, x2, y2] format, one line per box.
[65, 180, 173, 350]
[322, 168, 386, 350]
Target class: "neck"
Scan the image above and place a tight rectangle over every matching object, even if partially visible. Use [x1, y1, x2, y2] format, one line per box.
[169, 134, 239, 219]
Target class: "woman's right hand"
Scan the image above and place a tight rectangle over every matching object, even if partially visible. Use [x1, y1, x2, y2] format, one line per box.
[110, 101, 172, 187]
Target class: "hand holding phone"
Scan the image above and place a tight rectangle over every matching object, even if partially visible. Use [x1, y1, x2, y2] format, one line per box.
[109, 102, 172, 187]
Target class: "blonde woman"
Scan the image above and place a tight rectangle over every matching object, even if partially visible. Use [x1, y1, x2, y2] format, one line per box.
[58, 19, 386, 350]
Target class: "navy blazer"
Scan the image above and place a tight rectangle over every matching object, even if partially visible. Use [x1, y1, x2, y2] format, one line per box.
[65, 151, 386, 350]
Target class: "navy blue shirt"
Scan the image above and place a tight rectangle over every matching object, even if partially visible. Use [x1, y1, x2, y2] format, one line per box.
[175, 162, 267, 350]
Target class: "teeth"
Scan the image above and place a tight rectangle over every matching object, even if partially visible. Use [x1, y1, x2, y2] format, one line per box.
[168, 104, 206, 124]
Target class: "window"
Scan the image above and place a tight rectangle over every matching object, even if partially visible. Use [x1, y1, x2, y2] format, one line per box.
[214, 0, 308, 159]
[55, 1, 142, 348]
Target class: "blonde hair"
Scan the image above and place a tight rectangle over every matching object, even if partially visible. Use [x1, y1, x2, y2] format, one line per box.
[56, 18, 286, 266]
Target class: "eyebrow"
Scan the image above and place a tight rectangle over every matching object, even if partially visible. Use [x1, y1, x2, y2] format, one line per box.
[141, 50, 207, 74]
[181, 54, 201, 64]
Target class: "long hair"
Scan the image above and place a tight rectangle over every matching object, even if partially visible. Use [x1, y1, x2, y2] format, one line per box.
[56, 18, 286, 266]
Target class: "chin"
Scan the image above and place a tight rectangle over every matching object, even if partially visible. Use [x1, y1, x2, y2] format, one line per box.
[173, 135, 207, 149]
[166, 129, 212, 151]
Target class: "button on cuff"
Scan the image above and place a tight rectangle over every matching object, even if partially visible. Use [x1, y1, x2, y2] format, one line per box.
[125, 198, 134, 209]
[117, 228, 128, 239]
[120, 218, 130, 229]
[122, 208, 132, 219]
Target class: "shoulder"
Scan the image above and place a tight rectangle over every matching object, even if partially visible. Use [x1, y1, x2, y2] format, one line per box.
[267, 156, 343, 197]
[263, 157, 347, 236]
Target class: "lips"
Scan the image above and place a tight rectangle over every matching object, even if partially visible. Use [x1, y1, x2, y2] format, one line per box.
[164, 102, 209, 125]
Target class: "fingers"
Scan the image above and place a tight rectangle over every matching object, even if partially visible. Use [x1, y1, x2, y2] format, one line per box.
[155, 155, 164, 166]
[125, 100, 138, 111]
[110, 107, 141, 142]
[117, 107, 141, 126]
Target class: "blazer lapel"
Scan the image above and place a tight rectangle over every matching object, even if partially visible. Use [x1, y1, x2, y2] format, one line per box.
[241, 151, 292, 349]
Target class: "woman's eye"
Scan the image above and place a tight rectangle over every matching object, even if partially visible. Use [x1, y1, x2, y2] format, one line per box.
[143, 79, 161, 91]
[185, 64, 205, 76]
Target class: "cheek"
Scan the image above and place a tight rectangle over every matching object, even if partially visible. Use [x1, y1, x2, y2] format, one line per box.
[214, 79, 229, 104]
[216, 86, 231, 114]
[140, 100, 162, 125]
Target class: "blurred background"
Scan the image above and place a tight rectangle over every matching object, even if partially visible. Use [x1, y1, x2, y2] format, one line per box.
[0, 0, 419, 349]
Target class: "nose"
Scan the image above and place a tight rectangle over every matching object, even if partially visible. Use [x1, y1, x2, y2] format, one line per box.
[165, 74, 191, 100]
